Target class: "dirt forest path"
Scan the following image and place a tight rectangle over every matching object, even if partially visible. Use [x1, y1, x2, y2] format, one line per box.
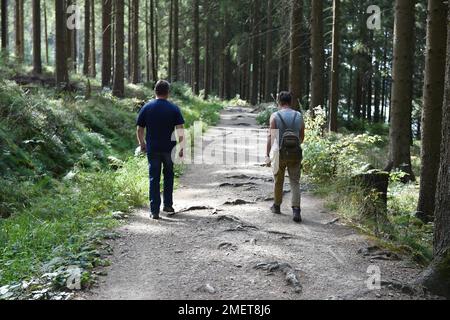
[82, 107, 425, 300]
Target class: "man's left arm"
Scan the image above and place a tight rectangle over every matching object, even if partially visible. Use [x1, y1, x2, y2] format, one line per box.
[267, 114, 277, 160]
[175, 107, 186, 158]
[176, 124, 185, 158]
[136, 107, 147, 152]
[137, 126, 146, 152]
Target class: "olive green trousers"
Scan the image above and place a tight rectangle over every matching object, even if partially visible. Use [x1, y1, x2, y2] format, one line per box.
[274, 159, 301, 208]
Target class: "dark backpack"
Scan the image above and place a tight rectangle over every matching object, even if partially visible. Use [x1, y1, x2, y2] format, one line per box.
[277, 112, 303, 162]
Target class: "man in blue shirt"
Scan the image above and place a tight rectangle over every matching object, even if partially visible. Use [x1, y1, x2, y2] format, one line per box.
[137, 80, 185, 220]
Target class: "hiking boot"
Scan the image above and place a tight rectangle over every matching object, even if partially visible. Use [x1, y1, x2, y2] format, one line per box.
[271, 204, 281, 215]
[293, 207, 302, 223]
[163, 206, 175, 214]
[150, 212, 160, 220]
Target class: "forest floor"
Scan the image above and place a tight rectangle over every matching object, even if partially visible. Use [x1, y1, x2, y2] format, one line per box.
[80, 107, 431, 300]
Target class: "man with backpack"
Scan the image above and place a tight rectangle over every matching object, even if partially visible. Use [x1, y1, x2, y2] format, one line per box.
[266, 92, 305, 223]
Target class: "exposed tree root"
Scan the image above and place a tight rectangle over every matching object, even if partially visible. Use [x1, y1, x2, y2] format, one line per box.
[254, 261, 302, 293]
[223, 199, 255, 205]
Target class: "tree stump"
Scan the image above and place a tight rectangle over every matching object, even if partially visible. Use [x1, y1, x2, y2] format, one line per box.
[353, 169, 390, 223]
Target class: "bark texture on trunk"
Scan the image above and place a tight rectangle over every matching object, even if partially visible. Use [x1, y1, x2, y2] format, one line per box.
[193, 0, 200, 95]
[15, 0, 24, 61]
[90, 0, 96, 77]
[203, 0, 210, 99]
[55, 0, 69, 88]
[386, 0, 416, 181]
[172, 0, 179, 82]
[420, 1, 450, 297]
[289, 0, 302, 110]
[264, 0, 273, 102]
[417, 0, 448, 221]
[150, 0, 157, 83]
[250, 0, 260, 105]
[130, 0, 139, 84]
[44, 0, 49, 63]
[32, 0, 42, 74]
[83, 0, 91, 75]
[112, 0, 125, 97]
[102, 0, 112, 87]
[1, 0, 9, 50]
[329, 0, 340, 132]
[310, 0, 325, 110]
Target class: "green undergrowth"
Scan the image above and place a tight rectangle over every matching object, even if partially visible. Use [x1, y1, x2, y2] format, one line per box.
[299, 108, 432, 265]
[0, 75, 223, 298]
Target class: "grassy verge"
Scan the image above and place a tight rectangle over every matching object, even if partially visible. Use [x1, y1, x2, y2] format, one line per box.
[0, 78, 223, 299]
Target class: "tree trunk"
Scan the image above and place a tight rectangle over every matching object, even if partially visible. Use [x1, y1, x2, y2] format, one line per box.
[15, 0, 24, 62]
[310, 0, 324, 111]
[55, 0, 69, 88]
[417, 0, 448, 222]
[203, 0, 210, 99]
[1, 0, 8, 51]
[373, 64, 381, 123]
[225, 44, 232, 99]
[218, 12, 225, 99]
[90, 0, 96, 77]
[193, 0, 200, 95]
[112, 0, 125, 97]
[420, 1, 450, 297]
[250, 0, 260, 105]
[168, 0, 173, 82]
[381, 31, 389, 122]
[367, 72, 373, 121]
[44, 0, 49, 64]
[111, 0, 115, 76]
[386, 0, 416, 182]
[154, 1, 159, 74]
[66, 0, 76, 71]
[264, 0, 273, 102]
[302, 28, 310, 110]
[145, 0, 150, 83]
[32, 0, 42, 74]
[130, 0, 139, 84]
[102, 0, 112, 87]
[83, 0, 91, 75]
[329, 0, 340, 132]
[127, 0, 131, 79]
[172, 0, 179, 82]
[289, 0, 302, 109]
[150, 0, 157, 83]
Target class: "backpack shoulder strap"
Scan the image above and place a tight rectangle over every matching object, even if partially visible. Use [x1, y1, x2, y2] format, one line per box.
[276, 112, 288, 129]
[290, 112, 298, 128]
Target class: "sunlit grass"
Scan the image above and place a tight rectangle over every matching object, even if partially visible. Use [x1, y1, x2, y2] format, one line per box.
[0, 77, 223, 289]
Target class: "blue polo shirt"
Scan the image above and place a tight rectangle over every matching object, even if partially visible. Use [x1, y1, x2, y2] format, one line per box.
[136, 99, 185, 154]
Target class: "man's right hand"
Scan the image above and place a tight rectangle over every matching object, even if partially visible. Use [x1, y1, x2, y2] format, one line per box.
[140, 143, 147, 153]
[265, 156, 272, 167]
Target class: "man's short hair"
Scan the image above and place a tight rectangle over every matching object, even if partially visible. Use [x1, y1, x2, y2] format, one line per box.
[278, 91, 292, 105]
[155, 80, 170, 96]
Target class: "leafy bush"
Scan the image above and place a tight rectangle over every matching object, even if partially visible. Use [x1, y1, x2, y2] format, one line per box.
[228, 95, 250, 107]
[302, 109, 384, 182]
[256, 104, 278, 125]
[302, 108, 431, 262]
